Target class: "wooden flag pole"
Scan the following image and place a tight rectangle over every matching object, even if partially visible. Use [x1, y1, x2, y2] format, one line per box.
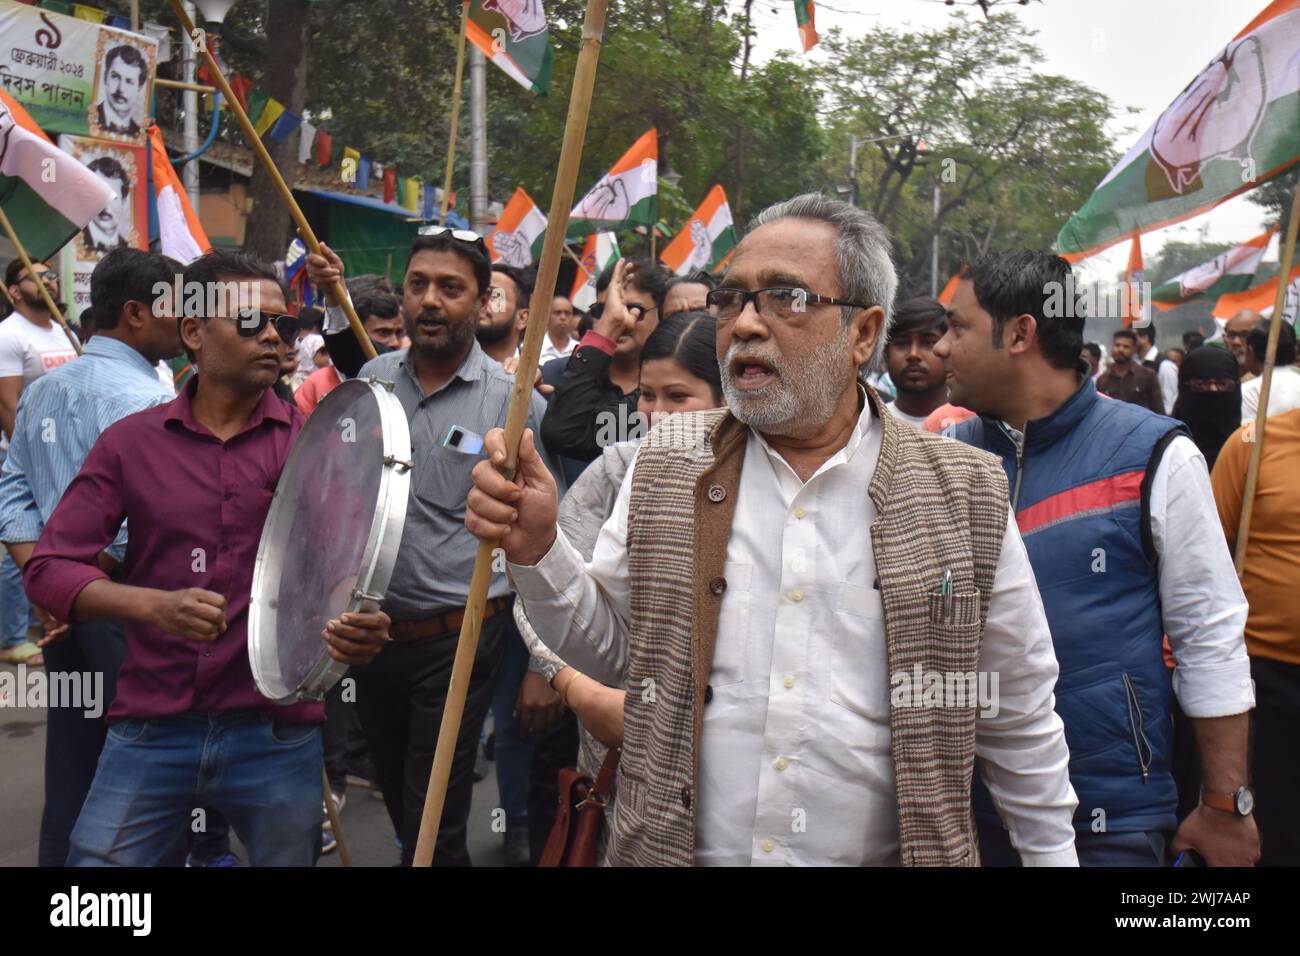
[439, 2, 471, 225]
[164, 0, 376, 362]
[0, 207, 81, 355]
[321, 766, 352, 867]
[1234, 180, 1300, 574]
[412, 0, 610, 867]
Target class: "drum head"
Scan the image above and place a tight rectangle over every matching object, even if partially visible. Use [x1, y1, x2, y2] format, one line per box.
[249, 377, 411, 702]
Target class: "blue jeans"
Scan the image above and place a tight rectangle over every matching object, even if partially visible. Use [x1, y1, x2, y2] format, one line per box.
[68, 711, 323, 867]
[0, 551, 36, 649]
[490, 617, 534, 823]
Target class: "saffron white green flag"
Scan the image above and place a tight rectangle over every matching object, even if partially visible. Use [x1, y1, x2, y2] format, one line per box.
[467, 1, 553, 95]
[659, 185, 737, 275]
[0, 88, 115, 261]
[1057, 0, 1300, 258]
[568, 129, 657, 238]
[486, 187, 547, 268]
[570, 232, 619, 312]
[1151, 228, 1275, 311]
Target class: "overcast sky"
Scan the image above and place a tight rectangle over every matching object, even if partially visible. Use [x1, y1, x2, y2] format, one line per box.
[747, 0, 1278, 281]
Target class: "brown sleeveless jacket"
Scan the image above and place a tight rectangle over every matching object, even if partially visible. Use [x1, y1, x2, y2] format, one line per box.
[608, 389, 1009, 866]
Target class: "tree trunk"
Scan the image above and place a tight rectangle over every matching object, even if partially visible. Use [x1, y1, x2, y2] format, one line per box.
[242, 1, 312, 262]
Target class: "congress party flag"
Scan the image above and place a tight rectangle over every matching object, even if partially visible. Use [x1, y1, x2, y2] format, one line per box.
[1056, 0, 1300, 258]
[1213, 262, 1300, 323]
[486, 187, 547, 268]
[659, 185, 737, 275]
[146, 124, 210, 264]
[570, 232, 619, 312]
[1151, 228, 1276, 311]
[1124, 230, 1149, 328]
[568, 128, 657, 238]
[467, 0, 554, 95]
[0, 88, 116, 261]
[794, 1, 819, 52]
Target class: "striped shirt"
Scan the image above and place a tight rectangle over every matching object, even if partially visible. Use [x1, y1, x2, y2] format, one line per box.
[0, 336, 175, 556]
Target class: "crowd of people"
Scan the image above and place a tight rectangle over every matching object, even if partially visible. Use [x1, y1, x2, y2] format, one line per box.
[0, 191, 1293, 868]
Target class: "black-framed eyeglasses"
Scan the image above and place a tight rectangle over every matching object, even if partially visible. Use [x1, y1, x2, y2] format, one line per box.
[417, 224, 489, 257]
[706, 287, 869, 322]
[627, 302, 657, 321]
[224, 307, 299, 343]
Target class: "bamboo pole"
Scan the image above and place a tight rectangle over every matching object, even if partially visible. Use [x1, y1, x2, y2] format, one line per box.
[321, 766, 352, 867]
[1234, 181, 1300, 573]
[155, 78, 217, 94]
[563, 243, 590, 275]
[439, 2, 471, 225]
[0, 208, 81, 355]
[164, 0, 376, 361]
[412, 0, 610, 867]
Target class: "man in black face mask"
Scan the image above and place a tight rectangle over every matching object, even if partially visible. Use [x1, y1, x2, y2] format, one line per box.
[1171, 347, 1241, 471]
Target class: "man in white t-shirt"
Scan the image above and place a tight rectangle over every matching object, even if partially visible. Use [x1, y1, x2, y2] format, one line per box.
[539, 293, 578, 365]
[1240, 318, 1300, 426]
[0, 260, 80, 441]
[0, 258, 79, 665]
[1135, 324, 1178, 414]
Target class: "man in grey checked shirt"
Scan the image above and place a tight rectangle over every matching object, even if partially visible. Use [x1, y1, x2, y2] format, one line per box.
[0, 248, 182, 866]
[307, 229, 562, 866]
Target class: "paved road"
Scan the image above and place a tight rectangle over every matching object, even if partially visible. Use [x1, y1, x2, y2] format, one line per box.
[0, 661, 508, 868]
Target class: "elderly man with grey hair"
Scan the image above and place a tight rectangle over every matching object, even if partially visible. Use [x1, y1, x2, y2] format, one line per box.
[466, 192, 1078, 867]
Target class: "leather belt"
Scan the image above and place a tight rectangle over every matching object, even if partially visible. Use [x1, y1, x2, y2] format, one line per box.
[389, 596, 512, 643]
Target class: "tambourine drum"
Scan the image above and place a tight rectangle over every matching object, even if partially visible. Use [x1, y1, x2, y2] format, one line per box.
[249, 378, 411, 702]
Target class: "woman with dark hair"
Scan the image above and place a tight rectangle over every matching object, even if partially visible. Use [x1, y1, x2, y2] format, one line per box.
[635, 310, 723, 425]
[513, 311, 721, 862]
[1172, 347, 1240, 470]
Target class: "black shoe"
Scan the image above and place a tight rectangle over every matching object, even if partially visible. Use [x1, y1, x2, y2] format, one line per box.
[504, 822, 531, 867]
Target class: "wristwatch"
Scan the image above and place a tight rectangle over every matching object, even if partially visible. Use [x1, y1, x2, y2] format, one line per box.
[1201, 786, 1254, 816]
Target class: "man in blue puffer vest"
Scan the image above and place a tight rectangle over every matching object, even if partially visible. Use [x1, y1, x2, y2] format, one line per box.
[936, 251, 1259, 867]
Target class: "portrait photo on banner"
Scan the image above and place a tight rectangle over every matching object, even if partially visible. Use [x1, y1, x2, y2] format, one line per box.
[57, 134, 148, 322]
[87, 29, 155, 143]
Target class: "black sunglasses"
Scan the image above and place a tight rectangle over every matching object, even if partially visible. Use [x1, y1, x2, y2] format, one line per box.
[228, 307, 299, 343]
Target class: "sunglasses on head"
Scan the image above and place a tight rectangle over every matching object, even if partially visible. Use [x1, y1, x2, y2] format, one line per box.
[416, 225, 489, 256]
[228, 307, 298, 343]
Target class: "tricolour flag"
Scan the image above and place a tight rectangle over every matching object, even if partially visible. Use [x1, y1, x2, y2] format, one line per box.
[147, 124, 210, 265]
[1057, 0, 1300, 258]
[486, 187, 547, 268]
[659, 185, 737, 275]
[794, 1, 819, 52]
[937, 272, 961, 306]
[0, 88, 115, 261]
[1213, 262, 1300, 323]
[571, 232, 619, 312]
[568, 128, 657, 238]
[1124, 230, 1149, 328]
[1152, 228, 1276, 311]
[467, 0, 554, 95]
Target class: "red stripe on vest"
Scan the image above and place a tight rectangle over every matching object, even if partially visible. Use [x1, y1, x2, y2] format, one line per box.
[1016, 469, 1145, 535]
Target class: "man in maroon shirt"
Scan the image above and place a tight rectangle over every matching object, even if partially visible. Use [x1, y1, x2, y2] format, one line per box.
[25, 250, 391, 866]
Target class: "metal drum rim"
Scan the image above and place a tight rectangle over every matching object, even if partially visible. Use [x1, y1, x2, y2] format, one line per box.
[248, 377, 411, 703]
